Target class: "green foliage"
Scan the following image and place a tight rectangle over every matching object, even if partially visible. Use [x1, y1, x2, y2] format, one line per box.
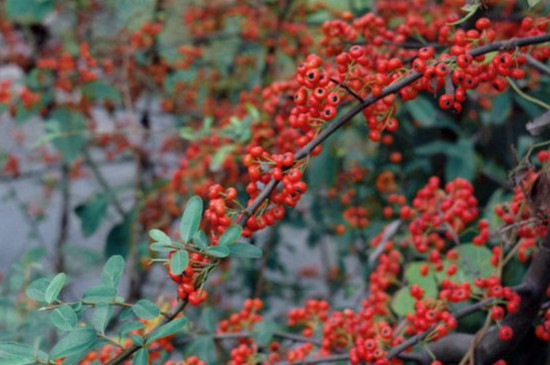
[50, 305, 78, 331]
[147, 316, 188, 343]
[132, 348, 149, 365]
[406, 96, 437, 127]
[26, 278, 51, 302]
[91, 304, 112, 334]
[149, 229, 172, 246]
[193, 230, 208, 250]
[169, 250, 189, 275]
[228, 243, 263, 259]
[0, 342, 47, 365]
[82, 81, 122, 102]
[252, 320, 279, 346]
[101, 255, 125, 289]
[218, 225, 243, 246]
[5, 0, 54, 24]
[105, 213, 135, 258]
[46, 108, 87, 164]
[49, 328, 97, 360]
[205, 246, 230, 258]
[75, 194, 108, 237]
[132, 300, 161, 320]
[180, 196, 203, 243]
[82, 286, 117, 303]
[455, 244, 495, 281]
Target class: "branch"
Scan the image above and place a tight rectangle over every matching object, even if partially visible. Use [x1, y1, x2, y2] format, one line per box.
[411, 227, 550, 364]
[54, 164, 70, 274]
[239, 33, 550, 225]
[520, 52, 550, 76]
[106, 32, 550, 365]
[82, 148, 126, 218]
[104, 299, 189, 365]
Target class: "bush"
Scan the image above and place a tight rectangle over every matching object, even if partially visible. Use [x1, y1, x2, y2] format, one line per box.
[1, 1, 550, 364]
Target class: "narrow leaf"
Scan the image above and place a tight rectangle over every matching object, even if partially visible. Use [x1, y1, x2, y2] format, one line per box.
[101, 255, 125, 288]
[49, 328, 97, 360]
[228, 243, 263, 259]
[148, 229, 171, 245]
[132, 300, 160, 320]
[147, 316, 188, 343]
[91, 304, 112, 334]
[218, 225, 242, 246]
[169, 250, 189, 276]
[132, 348, 149, 365]
[179, 196, 203, 243]
[45, 273, 66, 304]
[205, 246, 230, 258]
[192, 230, 208, 250]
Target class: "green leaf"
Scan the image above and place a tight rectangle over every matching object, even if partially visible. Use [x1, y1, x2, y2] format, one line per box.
[252, 320, 278, 346]
[147, 316, 188, 343]
[170, 250, 189, 276]
[455, 244, 495, 281]
[130, 335, 144, 347]
[91, 304, 112, 334]
[200, 307, 215, 333]
[218, 225, 242, 246]
[415, 141, 455, 156]
[205, 245, 230, 258]
[105, 212, 135, 258]
[114, 0, 156, 31]
[132, 300, 160, 320]
[50, 328, 97, 360]
[45, 273, 66, 304]
[0, 342, 46, 365]
[149, 229, 171, 245]
[75, 194, 108, 237]
[26, 278, 50, 302]
[120, 321, 145, 337]
[307, 138, 337, 191]
[46, 108, 87, 164]
[179, 196, 203, 243]
[192, 230, 208, 250]
[445, 139, 475, 181]
[210, 145, 235, 172]
[404, 262, 437, 298]
[82, 81, 121, 102]
[101, 255, 125, 288]
[391, 287, 416, 316]
[132, 348, 149, 365]
[228, 243, 263, 259]
[50, 305, 78, 331]
[187, 335, 216, 364]
[528, 0, 541, 8]
[83, 285, 117, 303]
[406, 96, 437, 127]
[482, 91, 511, 125]
[5, 0, 54, 24]
[150, 242, 173, 253]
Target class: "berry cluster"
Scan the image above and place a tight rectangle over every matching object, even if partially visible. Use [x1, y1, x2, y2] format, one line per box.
[218, 298, 264, 334]
[402, 177, 478, 252]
